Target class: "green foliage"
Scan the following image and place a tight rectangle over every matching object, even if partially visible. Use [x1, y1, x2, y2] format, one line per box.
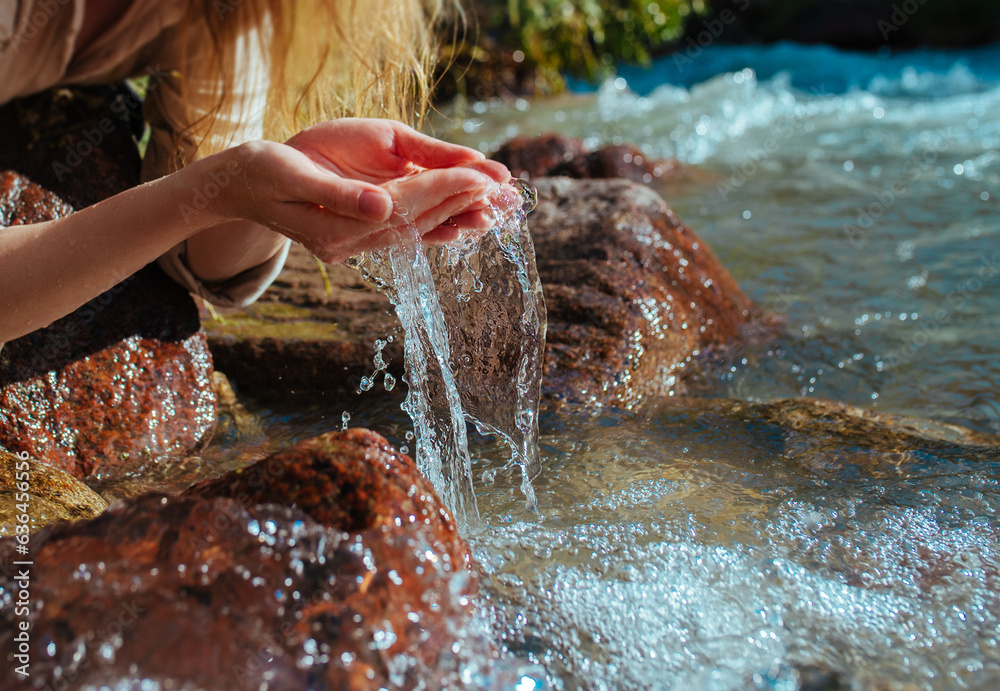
[484, 0, 704, 87]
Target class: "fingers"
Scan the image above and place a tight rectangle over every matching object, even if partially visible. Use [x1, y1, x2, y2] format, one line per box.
[294, 170, 394, 223]
[391, 123, 486, 169]
[422, 223, 462, 245]
[383, 167, 498, 226]
[459, 158, 512, 184]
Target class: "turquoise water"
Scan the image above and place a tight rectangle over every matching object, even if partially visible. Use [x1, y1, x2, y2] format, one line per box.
[260, 43, 1000, 690]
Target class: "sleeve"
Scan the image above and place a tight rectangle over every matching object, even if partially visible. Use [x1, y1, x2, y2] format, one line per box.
[0, 0, 81, 105]
[141, 23, 291, 309]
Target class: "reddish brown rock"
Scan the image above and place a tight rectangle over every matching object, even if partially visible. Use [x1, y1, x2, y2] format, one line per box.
[490, 132, 589, 179]
[187, 428, 470, 569]
[0, 86, 217, 479]
[492, 133, 710, 190]
[530, 176, 768, 407]
[550, 143, 683, 184]
[0, 429, 482, 690]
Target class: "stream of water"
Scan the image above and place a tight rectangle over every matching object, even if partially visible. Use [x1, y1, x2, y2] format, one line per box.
[347, 181, 545, 528]
[255, 42, 1000, 690]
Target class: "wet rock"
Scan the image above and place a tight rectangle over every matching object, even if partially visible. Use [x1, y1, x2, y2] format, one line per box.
[0, 429, 481, 689]
[0, 448, 108, 536]
[490, 133, 589, 179]
[491, 133, 711, 190]
[530, 176, 766, 407]
[205, 244, 404, 399]
[0, 86, 217, 480]
[186, 428, 469, 568]
[644, 394, 1000, 479]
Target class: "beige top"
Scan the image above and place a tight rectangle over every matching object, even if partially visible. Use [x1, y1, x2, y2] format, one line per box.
[0, 0, 291, 312]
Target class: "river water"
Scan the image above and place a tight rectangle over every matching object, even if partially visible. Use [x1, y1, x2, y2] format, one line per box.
[263, 43, 1000, 689]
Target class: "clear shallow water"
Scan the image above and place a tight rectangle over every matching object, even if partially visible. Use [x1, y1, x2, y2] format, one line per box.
[259, 43, 1000, 689]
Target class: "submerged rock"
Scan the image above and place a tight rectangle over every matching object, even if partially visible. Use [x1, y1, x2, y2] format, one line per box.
[0, 429, 482, 689]
[531, 176, 766, 407]
[646, 395, 1000, 478]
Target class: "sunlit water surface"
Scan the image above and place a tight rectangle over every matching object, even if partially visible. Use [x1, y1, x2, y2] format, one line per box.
[261, 43, 1000, 689]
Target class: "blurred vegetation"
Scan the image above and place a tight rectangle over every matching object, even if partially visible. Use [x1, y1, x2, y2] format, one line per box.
[721, 0, 1000, 49]
[442, 0, 707, 96]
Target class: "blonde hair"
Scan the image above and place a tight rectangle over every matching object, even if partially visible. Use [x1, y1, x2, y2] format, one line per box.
[177, 0, 452, 159]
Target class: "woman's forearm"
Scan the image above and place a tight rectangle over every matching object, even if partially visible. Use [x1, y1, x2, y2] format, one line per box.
[0, 150, 239, 343]
[0, 122, 514, 344]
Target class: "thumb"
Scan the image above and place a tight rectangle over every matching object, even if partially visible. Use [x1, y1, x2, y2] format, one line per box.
[296, 171, 393, 222]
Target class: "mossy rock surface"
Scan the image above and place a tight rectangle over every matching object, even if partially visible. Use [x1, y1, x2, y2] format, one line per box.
[0, 448, 108, 536]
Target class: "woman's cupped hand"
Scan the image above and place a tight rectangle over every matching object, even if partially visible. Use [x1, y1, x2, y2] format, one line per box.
[222, 118, 517, 263]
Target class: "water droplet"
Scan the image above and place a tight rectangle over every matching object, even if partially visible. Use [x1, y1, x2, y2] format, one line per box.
[513, 178, 537, 213]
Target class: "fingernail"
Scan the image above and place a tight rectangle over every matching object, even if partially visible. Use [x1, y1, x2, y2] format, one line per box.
[359, 190, 392, 221]
[467, 160, 510, 183]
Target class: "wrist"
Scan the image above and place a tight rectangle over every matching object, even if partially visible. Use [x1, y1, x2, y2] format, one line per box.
[174, 145, 254, 228]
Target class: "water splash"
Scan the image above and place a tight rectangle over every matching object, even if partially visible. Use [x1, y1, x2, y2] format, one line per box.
[348, 180, 545, 528]
[358, 335, 394, 393]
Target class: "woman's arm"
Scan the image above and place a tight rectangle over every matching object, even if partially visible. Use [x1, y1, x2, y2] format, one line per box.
[1, 129, 510, 343]
[1, 152, 227, 343]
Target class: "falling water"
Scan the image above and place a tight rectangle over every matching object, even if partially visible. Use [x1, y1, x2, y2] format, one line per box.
[348, 181, 545, 528]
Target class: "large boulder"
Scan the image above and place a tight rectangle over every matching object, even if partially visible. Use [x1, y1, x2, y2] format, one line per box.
[531, 176, 766, 407]
[0, 429, 482, 689]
